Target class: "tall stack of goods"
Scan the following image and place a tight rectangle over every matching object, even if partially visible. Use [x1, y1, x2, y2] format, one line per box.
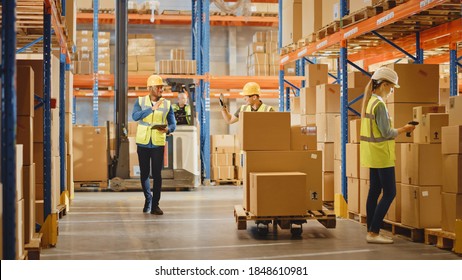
[398, 64, 446, 229]
[240, 111, 321, 216]
[210, 135, 237, 182]
[157, 48, 197, 75]
[441, 96, 462, 233]
[74, 30, 111, 75]
[128, 34, 156, 74]
[247, 31, 283, 76]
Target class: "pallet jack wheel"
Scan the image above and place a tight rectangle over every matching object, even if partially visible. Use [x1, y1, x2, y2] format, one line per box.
[109, 177, 127, 192]
[256, 221, 270, 235]
[290, 227, 303, 237]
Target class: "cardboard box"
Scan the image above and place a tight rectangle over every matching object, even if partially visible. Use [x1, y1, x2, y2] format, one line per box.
[17, 66, 35, 117]
[248, 42, 266, 54]
[235, 165, 243, 180]
[386, 183, 402, 222]
[128, 137, 140, 178]
[170, 48, 185, 60]
[333, 115, 342, 160]
[265, 30, 278, 42]
[413, 105, 446, 143]
[442, 155, 462, 193]
[33, 143, 43, 184]
[395, 143, 402, 183]
[17, 116, 34, 166]
[128, 56, 138, 71]
[322, 0, 340, 26]
[317, 143, 334, 172]
[73, 126, 108, 182]
[323, 172, 334, 202]
[387, 64, 439, 104]
[347, 88, 364, 116]
[284, 62, 296, 76]
[439, 88, 450, 110]
[302, 0, 323, 37]
[401, 184, 441, 228]
[290, 96, 300, 114]
[211, 135, 235, 154]
[291, 125, 317, 151]
[265, 42, 278, 54]
[334, 159, 342, 194]
[250, 172, 307, 216]
[359, 179, 369, 216]
[242, 150, 323, 211]
[347, 177, 360, 213]
[346, 143, 360, 178]
[77, 61, 93, 75]
[65, 72, 74, 113]
[77, 0, 92, 10]
[300, 87, 317, 115]
[401, 143, 442, 186]
[348, 71, 370, 89]
[282, 0, 303, 46]
[448, 96, 462, 126]
[211, 153, 234, 166]
[301, 114, 316, 126]
[211, 166, 234, 180]
[248, 64, 268, 76]
[239, 112, 291, 151]
[16, 199, 25, 259]
[442, 125, 462, 155]
[51, 109, 60, 157]
[316, 84, 340, 114]
[16, 145, 24, 201]
[252, 31, 266, 43]
[387, 102, 438, 143]
[360, 166, 370, 180]
[305, 64, 328, 87]
[23, 164, 35, 243]
[316, 113, 339, 143]
[441, 192, 462, 232]
[349, 119, 361, 144]
[349, 0, 381, 13]
[137, 55, 156, 71]
[249, 53, 269, 65]
[157, 60, 173, 74]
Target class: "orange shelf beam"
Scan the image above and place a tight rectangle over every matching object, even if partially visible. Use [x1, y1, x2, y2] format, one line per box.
[74, 75, 304, 90]
[45, 0, 71, 63]
[280, 0, 448, 65]
[77, 13, 278, 27]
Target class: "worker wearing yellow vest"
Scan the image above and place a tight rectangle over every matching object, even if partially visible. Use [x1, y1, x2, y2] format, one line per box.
[172, 91, 191, 125]
[360, 67, 415, 244]
[132, 75, 176, 215]
[220, 82, 274, 124]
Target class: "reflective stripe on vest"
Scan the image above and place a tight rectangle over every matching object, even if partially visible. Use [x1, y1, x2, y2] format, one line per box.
[359, 95, 395, 168]
[135, 95, 170, 146]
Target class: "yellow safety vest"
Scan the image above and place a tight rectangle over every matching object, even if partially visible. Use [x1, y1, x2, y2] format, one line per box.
[172, 103, 191, 124]
[239, 103, 273, 112]
[135, 95, 171, 146]
[360, 95, 395, 168]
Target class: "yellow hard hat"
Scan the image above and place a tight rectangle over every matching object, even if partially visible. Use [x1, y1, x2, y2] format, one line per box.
[147, 75, 165, 87]
[239, 82, 261, 96]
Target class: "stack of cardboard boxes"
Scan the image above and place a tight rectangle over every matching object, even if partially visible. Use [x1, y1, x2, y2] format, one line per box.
[74, 30, 111, 75]
[65, 71, 75, 201]
[240, 112, 321, 215]
[128, 34, 156, 74]
[247, 31, 283, 76]
[210, 135, 241, 181]
[77, 0, 115, 12]
[127, 122, 140, 178]
[157, 48, 197, 75]
[441, 96, 462, 233]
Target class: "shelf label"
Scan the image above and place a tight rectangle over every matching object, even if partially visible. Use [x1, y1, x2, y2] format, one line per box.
[420, 0, 435, 8]
[281, 55, 289, 64]
[344, 27, 358, 39]
[316, 40, 328, 50]
[298, 49, 307, 57]
[205, 97, 210, 111]
[376, 11, 394, 26]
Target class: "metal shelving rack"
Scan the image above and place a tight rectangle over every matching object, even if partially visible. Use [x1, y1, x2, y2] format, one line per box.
[279, 0, 461, 207]
[1, 0, 72, 259]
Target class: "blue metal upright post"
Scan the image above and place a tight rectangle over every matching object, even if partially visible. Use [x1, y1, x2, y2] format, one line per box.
[278, 0, 284, 111]
[416, 32, 424, 64]
[43, 2, 53, 223]
[286, 87, 291, 112]
[59, 53, 66, 194]
[1, 0, 17, 260]
[300, 58, 306, 89]
[202, 0, 211, 180]
[191, 0, 196, 61]
[340, 0, 349, 202]
[449, 43, 458, 97]
[93, 0, 99, 126]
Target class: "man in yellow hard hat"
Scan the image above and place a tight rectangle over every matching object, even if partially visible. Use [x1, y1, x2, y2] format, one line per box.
[220, 82, 274, 124]
[132, 75, 176, 215]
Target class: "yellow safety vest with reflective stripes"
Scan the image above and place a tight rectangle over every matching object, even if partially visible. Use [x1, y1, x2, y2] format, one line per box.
[360, 95, 395, 168]
[135, 95, 171, 146]
[172, 103, 191, 124]
[239, 103, 273, 112]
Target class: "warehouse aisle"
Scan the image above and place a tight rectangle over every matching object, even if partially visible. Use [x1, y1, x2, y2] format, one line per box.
[41, 186, 461, 260]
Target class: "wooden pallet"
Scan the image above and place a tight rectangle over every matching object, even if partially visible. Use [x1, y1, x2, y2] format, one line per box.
[75, 181, 109, 191]
[78, 8, 94, 13]
[56, 203, 67, 219]
[213, 179, 242, 186]
[128, 86, 148, 91]
[251, 12, 278, 17]
[25, 233, 43, 260]
[348, 211, 367, 224]
[382, 219, 424, 242]
[425, 228, 457, 251]
[98, 9, 115, 14]
[316, 21, 340, 40]
[342, 6, 383, 28]
[162, 10, 181, 15]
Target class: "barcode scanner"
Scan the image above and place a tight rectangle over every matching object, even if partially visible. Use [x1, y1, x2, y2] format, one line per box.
[406, 121, 419, 137]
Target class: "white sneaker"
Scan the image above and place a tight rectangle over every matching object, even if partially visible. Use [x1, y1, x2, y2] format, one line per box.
[366, 234, 394, 244]
[380, 234, 393, 240]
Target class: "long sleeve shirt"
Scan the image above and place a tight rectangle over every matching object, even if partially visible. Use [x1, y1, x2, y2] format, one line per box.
[373, 94, 398, 139]
[132, 100, 177, 148]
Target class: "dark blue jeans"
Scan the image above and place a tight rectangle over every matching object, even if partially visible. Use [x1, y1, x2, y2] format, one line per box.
[137, 145, 165, 208]
[367, 167, 396, 234]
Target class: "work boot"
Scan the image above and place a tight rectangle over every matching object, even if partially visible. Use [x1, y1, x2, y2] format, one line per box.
[143, 199, 152, 213]
[151, 206, 164, 215]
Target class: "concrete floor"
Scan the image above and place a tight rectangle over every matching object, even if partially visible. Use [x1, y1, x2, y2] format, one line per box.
[42, 186, 461, 260]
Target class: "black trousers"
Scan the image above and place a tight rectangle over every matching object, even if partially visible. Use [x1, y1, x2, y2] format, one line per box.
[367, 167, 397, 233]
[137, 145, 165, 207]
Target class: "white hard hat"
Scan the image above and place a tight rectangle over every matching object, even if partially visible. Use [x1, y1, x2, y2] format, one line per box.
[371, 67, 400, 88]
